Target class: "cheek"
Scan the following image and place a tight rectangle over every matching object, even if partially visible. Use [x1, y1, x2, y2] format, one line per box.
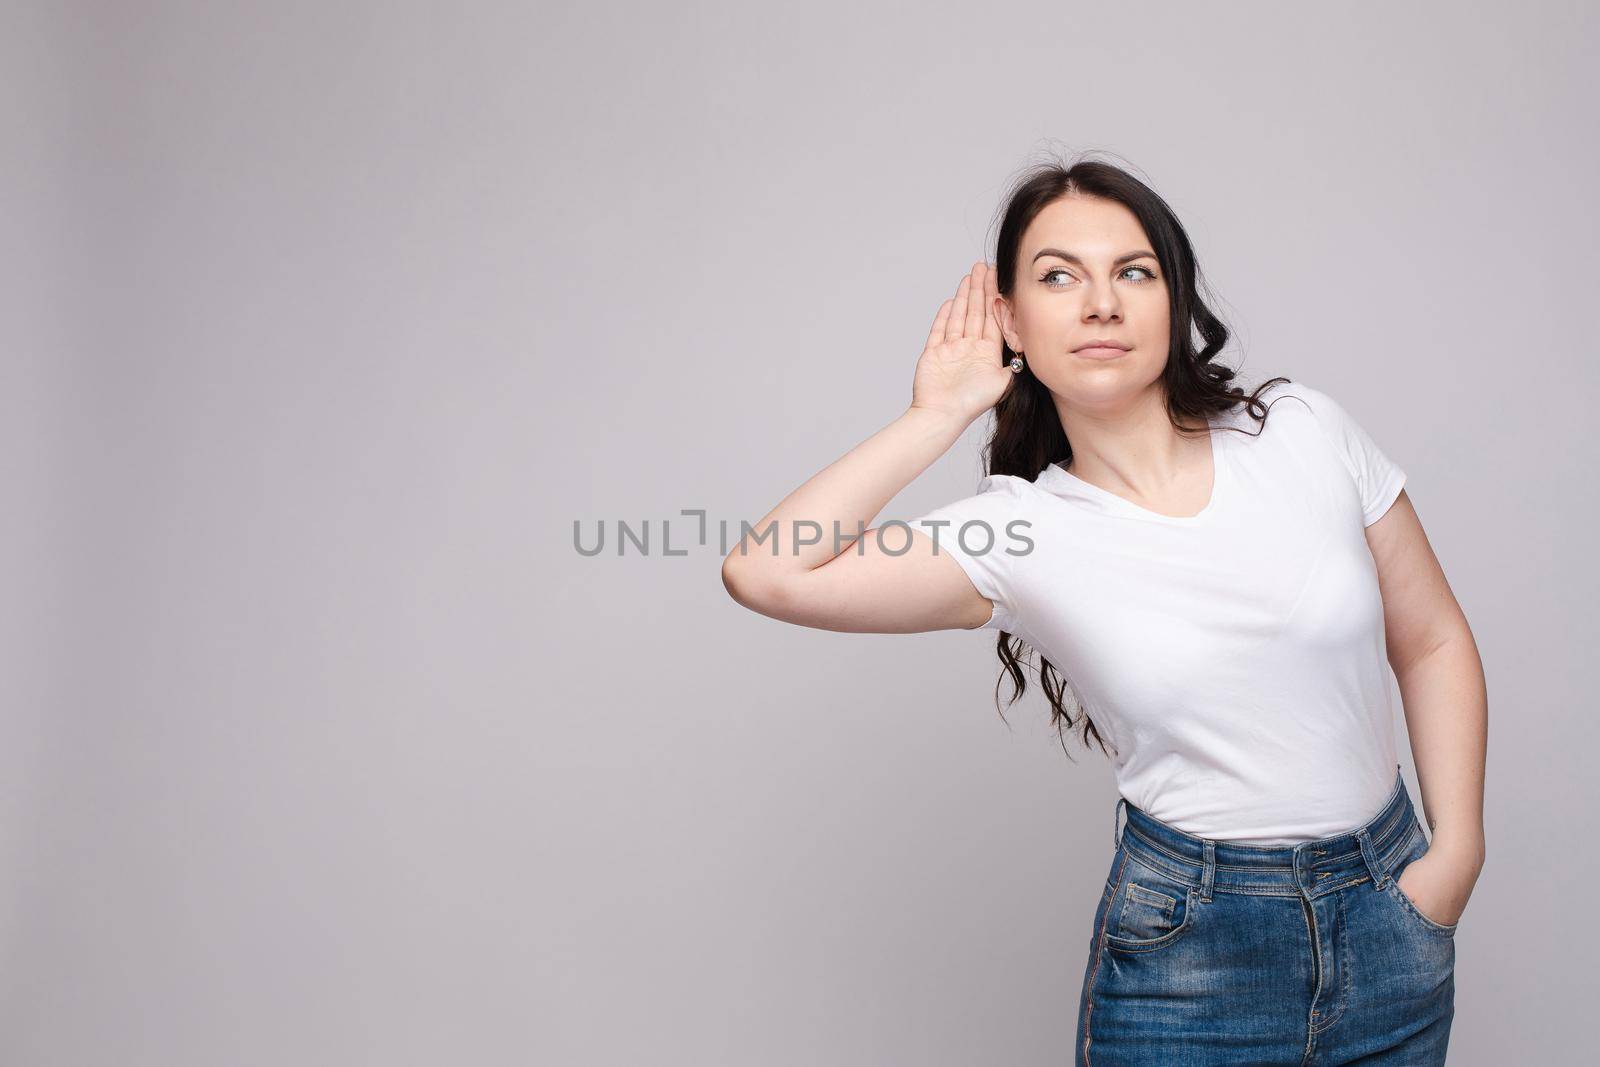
[1137, 298, 1172, 360]
[1140, 295, 1171, 337]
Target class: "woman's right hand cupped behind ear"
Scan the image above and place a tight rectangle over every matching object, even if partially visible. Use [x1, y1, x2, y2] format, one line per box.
[909, 261, 1016, 424]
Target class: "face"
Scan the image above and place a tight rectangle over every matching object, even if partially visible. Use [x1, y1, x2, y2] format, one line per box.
[996, 194, 1172, 410]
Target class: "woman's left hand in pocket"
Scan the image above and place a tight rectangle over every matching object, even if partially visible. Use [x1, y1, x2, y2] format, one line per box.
[1396, 843, 1483, 928]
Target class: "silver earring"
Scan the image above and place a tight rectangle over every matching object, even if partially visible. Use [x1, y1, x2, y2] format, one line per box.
[1008, 354, 1024, 374]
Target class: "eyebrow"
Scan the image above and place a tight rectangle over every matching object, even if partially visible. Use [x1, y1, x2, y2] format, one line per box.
[1030, 248, 1159, 267]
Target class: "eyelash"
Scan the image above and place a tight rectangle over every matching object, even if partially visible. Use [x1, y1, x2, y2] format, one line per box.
[1039, 265, 1159, 287]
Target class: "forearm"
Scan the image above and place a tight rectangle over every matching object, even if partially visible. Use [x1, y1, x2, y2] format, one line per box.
[1392, 625, 1488, 867]
[722, 405, 972, 582]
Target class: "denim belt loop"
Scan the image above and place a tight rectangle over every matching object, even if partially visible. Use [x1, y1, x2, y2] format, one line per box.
[1356, 827, 1388, 889]
[1200, 839, 1216, 901]
[1113, 796, 1128, 849]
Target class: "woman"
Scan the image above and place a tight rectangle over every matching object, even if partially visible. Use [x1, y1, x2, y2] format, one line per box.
[720, 157, 1487, 1065]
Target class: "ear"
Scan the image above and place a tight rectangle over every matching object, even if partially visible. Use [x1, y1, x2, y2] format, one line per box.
[993, 295, 1021, 351]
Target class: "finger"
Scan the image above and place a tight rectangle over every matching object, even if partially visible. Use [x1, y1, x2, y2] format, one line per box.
[926, 298, 953, 349]
[964, 262, 986, 338]
[981, 262, 1001, 344]
[944, 274, 971, 342]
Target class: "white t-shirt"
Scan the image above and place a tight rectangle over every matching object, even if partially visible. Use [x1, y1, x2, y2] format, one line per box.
[911, 380, 1408, 844]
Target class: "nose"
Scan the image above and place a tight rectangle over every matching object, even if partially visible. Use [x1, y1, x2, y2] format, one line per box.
[1082, 278, 1122, 323]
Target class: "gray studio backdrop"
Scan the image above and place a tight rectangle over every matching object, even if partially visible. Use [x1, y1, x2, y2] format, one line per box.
[6, 2, 1594, 1065]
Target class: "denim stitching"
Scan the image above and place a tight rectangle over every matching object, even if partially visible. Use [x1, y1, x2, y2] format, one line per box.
[1121, 785, 1414, 875]
[1375, 820, 1420, 879]
[1112, 881, 1171, 942]
[1121, 833, 1393, 898]
[1083, 850, 1128, 1065]
[1103, 886, 1197, 953]
[1310, 888, 1353, 1034]
[1309, 875, 1371, 898]
[1389, 884, 1458, 935]
[1384, 825, 1459, 935]
[1299, 893, 1320, 1066]
[1370, 795, 1416, 855]
[1125, 881, 1176, 915]
[1111, 782, 1421, 900]
[1123, 845, 1376, 897]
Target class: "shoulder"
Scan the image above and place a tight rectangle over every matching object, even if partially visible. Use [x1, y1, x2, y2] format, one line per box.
[975, 472, 1038, 497]
[1254, 378, 1353, 424]
[1248, 378, 1407, 520]
[927, 471, 1041, 523]
[1222, 378, 1370, 464]
[1247, 376, 1317, 412]
[1233, 379, 1347, 442]
[911, 471, 1044, 543]
[1257, 379, 1392, 455]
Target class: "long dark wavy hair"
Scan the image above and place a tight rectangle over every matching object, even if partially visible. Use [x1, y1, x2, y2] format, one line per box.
[984, 152, 1289, 760]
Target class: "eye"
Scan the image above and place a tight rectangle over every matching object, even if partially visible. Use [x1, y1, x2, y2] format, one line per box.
[1038, 264, 1159, 288]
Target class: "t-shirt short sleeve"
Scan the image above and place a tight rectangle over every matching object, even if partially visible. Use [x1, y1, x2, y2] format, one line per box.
[1286, 382, 1408, 526]
[908, 473, 1032, 632]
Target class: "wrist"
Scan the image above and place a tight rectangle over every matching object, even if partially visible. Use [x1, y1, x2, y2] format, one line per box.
[904, 402, 979, 439]
[1427, 829, 1486, 870]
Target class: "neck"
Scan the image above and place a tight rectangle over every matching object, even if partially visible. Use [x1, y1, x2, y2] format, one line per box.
[1055, 392, 1210, 496]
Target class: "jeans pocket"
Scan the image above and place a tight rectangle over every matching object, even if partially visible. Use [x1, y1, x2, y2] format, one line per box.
[1104, 853, 1198, 953]
[1385, 823, 1459, 936]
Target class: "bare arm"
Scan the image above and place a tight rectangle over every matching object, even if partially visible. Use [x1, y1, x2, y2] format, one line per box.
[721, 261, 1016, 633]
[1366, 489, 1487, 924]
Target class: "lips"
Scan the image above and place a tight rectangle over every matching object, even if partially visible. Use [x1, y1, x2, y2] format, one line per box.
[1073, 339, 1131, 352]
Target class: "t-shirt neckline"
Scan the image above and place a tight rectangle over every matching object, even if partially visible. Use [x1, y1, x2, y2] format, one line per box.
[1040, 413, 1230, 525]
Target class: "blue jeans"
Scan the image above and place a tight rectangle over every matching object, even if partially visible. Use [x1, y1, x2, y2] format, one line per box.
[1076, 766, 1457, 1065]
